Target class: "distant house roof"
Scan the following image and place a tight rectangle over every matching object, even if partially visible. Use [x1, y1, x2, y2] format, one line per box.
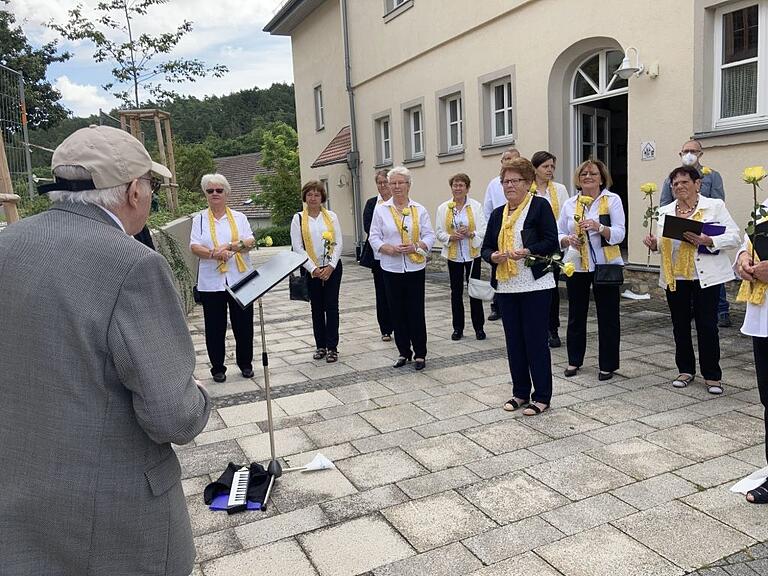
[311, 126, 351, 168]
[214, 152, 273, 219]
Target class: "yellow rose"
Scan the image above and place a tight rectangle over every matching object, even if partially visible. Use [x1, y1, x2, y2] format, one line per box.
[701, 166, 712, 176]
[640, 182, 657, 195]
[322, 231, 334, 241]
[401, 207, 411, 216]
[447, 201, 456, 209]
[743, 166, 767, 184]
[562, 262, 576, 277]
[264, 236, 273, 247]
[577, 195, 595, 206]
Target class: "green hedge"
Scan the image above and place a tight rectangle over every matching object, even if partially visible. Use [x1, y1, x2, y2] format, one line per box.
[253, 225, 290, 246]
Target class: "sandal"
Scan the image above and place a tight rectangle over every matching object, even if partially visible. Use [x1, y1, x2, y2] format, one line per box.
[523, 402, 549, 416]
[672, 374, 694, 388]
[503, 397, 528, 412]
[706, 381, 723, 395]
[326, 350, 338, 363]
[747, 479, 768, 504]
[382, 334, 392, 342]
[313, 348, 327, 360]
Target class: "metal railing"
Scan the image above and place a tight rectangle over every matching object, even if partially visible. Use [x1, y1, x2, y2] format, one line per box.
[0, 63, 34, 200]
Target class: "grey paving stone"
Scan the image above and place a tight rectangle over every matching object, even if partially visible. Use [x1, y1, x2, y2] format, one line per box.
[542, 493, 637, 536]
[201, 410, 226, 433]
[676, 456, 757, 489]
[182, 475, 211, 498]
[194, 422, 263, 446]
[351, 428, 424, 454]
[300, 413, 379, 447]
[466, 551, 564, 576]
[414, 392, 490, 420]
[731, 445, 766, 468]
[463, 515, 564, 564]
[283, 442, 359, 469]
[536, 524, 683, 576]
[319, 399, 379, 420]
[335, 447, 428, 490]
[270, 468, 358, 513]
[412, 414, 480, 438]
[585, 420, 657, 444]
[645, 424, 747, 462]
[464, 384, 517, 408]
[528, 433, 605, 461]
[193, 528, 241, 563]
[684, 485, 768, 541]
[360, 403, 436, 433]
[687, 396, 751, 417]
[527, 453, 634, 500]
[638, 406, 705, 429]
[373, 542, 482, 576]
[588, 437, 694, 480]
[697, 412, 766, 446]
[469, 407, 521, 425]
[177, 439, 247, 479]
[299, 515, 415, 576]
[613, 501, 755, 571]
[329, 380, 393, 404]
[463, 420, 550, 455]
[459, 471, 569, 524]
[611, 472, 699, 511]
[237, 427, 315, 462]
[522, 407, 604, 439]
[217, 400, 288, 427]
[402, 432, 491, 471]
[202, 538, 317, 576]
[569, 396, 655, 424]
[234, 504, 328, 549]
[275, 390, 343, 415]
[383, 490, 497, 552]
[374, 389, 434, 408]
[396, 466, 480, 499]
[320, 484, 410, 524]
[465, 449, 544, 479]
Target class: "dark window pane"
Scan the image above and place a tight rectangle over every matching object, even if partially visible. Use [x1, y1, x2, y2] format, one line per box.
[494, 84, 505, 112]
[581, 54, 600, 85]
[582, 145, 593, 162]
[722, 61, 758, 117]
[597, 115, 607, 143]
[606, 50, 628, 90]
[581, 114, 593, 143]
[450, 124, 459, 146]
[723, 5, 759, 64]
[495, 111, 505, 137]
[507, 113, 514, 136]
[574, 72, 596, 99]
[597, 145, 608, 163]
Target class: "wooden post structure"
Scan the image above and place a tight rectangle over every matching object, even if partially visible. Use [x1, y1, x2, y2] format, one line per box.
[153, 115, 176, 212]
[0, 133, 20, 224]
[163, 117, 179, 212]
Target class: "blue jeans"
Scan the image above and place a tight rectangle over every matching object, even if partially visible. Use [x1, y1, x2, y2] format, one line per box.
[718, 284, 730, 317]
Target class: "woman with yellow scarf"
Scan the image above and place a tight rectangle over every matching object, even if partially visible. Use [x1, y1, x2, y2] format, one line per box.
[557, 158, 625, 382]
[735, 194, 768, 503]
[643, 165, 739, 394]
[481, 158, 558, 416]
[435, 173, 487, 341]
[290, 181, 344, 363]
[190, 174, 257, 383]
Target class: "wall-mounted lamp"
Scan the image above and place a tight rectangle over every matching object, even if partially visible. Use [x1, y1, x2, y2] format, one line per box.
[614, 47, 660, 80]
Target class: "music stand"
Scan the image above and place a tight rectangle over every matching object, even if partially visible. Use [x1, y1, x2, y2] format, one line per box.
[226, 250, 308, 508]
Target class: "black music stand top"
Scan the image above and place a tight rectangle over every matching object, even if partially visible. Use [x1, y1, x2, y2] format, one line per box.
[226, 251, 308, 309]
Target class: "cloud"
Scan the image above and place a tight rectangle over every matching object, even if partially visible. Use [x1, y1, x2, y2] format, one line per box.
[54, 76, 116, 117]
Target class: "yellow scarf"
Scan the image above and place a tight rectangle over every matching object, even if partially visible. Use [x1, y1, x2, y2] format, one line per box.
[496, 194, 532, 281]
[736, 238, 768, 305]
[208, 207, 247, 273]
[533, 181, 560, 219]
[660, 209, 703, 292]
[445, 201, 479, 261]
[389, 204, 425, 264]
[577, 194, 620, 270]
[301, 206, 336, 267]
[599, 195, 621, 262]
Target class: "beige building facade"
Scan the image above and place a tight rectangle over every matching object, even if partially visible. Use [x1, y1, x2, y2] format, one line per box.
[267, 0, 768, 265]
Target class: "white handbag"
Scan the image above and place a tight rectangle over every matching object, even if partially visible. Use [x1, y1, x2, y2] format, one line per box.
[467, 258, 495, 301]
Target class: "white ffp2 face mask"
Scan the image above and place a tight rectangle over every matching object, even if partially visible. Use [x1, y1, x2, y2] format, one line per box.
[681, 152, 698, 166]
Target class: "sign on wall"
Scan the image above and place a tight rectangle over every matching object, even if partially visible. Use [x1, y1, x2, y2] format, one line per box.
[641, 141, 656, 161]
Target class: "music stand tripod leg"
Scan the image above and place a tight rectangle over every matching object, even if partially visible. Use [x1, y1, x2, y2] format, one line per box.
[259, 298, 282, 508]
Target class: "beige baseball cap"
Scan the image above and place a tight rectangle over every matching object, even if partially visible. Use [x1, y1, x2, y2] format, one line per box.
[51, 125, 172, 188]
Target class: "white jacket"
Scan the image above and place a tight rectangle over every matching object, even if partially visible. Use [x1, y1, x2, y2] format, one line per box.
[654, 195, 740, 289]
[435, 197, 486, 261]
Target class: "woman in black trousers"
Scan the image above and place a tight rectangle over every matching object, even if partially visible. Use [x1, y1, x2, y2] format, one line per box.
[482, 157, 558, 416]
[360, 169, 393, 341]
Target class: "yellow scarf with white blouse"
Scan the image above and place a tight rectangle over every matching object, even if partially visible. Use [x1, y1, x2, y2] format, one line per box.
[301, 206, 336, 267]
[660, 209, 702, 292]
[532, 181, 560, 219]
[736, 237, 768, 305]
[495, 193, 531, 281]
[389, 204, 425, 264]
[208, 207, 247, 273]
[445, 202, 479, 260]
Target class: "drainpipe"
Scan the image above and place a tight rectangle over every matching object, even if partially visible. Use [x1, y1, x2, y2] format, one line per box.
[341, 0, 364, 256]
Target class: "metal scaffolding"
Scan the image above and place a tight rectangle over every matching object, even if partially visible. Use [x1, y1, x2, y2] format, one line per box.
[0, 63, 34, 199]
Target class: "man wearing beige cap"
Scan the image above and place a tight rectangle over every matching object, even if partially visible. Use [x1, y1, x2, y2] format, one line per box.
[0, 125, 210, 576]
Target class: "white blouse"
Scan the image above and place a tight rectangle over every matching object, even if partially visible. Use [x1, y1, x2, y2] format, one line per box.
[495, 201, 556, 294]
[435, 197, 486, 262]
[736, 199, 768, 338]
[189, 209, 254, 292]
[290, 209, 343, 274]
[482, 176, 505, 220]
[534, 181, 571, 220]
[369, 198, 436, 273]
[557, 190, 625, 272]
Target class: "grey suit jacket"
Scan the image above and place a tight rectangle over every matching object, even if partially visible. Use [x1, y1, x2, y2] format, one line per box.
[0, 202, 211, 576]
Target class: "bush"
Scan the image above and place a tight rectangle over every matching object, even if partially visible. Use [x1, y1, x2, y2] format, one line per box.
[253, 225, 290, 246]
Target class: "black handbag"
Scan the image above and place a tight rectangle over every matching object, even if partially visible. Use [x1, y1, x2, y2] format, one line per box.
[588, 235, 624, 286]
[358, 240, 374, 269]
[289, 268, 311, 301]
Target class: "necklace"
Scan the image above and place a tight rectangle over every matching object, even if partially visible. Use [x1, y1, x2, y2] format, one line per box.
[676, 198, 699, 216]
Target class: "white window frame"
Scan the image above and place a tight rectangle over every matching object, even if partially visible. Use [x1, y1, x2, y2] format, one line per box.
[489, 78, 514, 143]
[314, 85, 325, 131]
[713, 0, 768, 129]
[374, 113, 393, 166]
[446, 95, 463, 152]
[409, 107, 424, 159]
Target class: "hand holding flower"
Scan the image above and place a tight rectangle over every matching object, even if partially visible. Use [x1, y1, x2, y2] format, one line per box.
[643, 234, 658, 251]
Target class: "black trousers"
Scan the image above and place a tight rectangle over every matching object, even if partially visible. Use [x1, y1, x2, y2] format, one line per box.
[383, 269, 427, 359]
[753, 336, 768, 464]
[309, 261, 343, 351]
[498, 290, 553, 404]
[372, 260, 393, 336]
[549, 268, 561, 333]
[447, 258, 484, 333]
[200, 290, 254, 376]
[566, 272, 620, 372]
[665, 280, 722, 380]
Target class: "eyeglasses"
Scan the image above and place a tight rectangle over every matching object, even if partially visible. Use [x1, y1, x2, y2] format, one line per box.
[389, 180, 409, 187]
[206, 188, 225, 195]
[681, 149, 701, 155]
[140, 176, 162, 193]
[501, 178, 527, 186]
[579, 171, 601, 178]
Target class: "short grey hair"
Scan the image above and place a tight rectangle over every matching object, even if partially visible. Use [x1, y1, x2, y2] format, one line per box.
[200, 173, 231, 194]
[47, 165, 131, 210]
[387, 166, 411, 184]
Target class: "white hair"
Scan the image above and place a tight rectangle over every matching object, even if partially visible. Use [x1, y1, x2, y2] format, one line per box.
[47, 165, 132, 210]
[200, 173, 231, 194]
[387, 166, 411, 184]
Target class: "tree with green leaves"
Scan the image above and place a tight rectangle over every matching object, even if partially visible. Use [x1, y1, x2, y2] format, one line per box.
[174, 141, 214, 192]
[48, 0, 227, 108]
[255, 122, 301, 226]
[0, 0, 70, 129]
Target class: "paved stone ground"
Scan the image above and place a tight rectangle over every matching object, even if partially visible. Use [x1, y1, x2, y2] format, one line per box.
[179, 247, 767, 576]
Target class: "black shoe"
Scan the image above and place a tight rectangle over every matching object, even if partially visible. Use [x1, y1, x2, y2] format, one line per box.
[241, 368, 254, 378]
[563, 367, 579, 377]
[548, 332, 561, 348]
[393, 357, 410, 368]
[475, 330, 486, 340]
[598, 371, 614, 381]
[212, 372, 226, 383]
[451, 330, 463, 341]
[488, 310, 500, 321]
[414, 359, 426, 371]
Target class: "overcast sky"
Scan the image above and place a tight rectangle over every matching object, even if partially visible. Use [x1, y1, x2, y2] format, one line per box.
[6, 0, 294, 117]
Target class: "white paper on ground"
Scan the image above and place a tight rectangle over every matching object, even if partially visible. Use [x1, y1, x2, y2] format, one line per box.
[731, 465, 768, 494]
[621, 289, 651, 300]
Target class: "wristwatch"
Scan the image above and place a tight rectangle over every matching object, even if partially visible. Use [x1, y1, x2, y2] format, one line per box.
[598, 224, 606, 234]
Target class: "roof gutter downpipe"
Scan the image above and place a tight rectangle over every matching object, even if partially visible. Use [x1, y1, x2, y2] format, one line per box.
[341, 0, 364, 254]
